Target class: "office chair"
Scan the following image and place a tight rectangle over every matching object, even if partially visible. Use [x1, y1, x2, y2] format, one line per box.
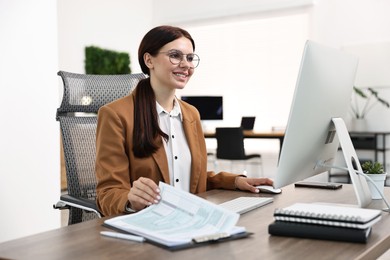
[53, 71, 146, 225]
[215, 127, 263, 176]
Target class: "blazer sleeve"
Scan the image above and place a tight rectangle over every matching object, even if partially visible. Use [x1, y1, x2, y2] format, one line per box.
[207, 170, 239, 190]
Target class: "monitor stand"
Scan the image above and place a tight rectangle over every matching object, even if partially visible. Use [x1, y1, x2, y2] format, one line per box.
[331, 118, 372, 208]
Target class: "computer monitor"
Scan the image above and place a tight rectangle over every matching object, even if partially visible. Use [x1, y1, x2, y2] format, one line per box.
[273, 40, 373, 208]
[241, 117, 256, 130]
[181, 96, 223, 120]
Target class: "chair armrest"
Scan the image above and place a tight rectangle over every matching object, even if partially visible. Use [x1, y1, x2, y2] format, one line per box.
[245, 154, 261, 160]
[53, 194, 102, 218]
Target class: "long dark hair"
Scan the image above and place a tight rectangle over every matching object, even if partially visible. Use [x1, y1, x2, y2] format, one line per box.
[133, 25, 195, 158]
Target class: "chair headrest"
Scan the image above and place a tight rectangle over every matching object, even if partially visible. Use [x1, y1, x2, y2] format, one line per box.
[56, 71, 146, 116]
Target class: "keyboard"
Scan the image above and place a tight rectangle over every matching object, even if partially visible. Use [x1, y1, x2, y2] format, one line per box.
[218, 197, 274, 214]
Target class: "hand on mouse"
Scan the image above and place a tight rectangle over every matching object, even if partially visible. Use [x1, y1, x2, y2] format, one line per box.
[235, 176, 274, 193]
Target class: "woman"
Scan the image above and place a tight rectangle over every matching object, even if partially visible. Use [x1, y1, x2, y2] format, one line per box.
[96, 25, 273, 216]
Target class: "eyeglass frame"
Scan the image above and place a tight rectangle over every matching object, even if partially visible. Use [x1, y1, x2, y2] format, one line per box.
[158, 50, 200, 68]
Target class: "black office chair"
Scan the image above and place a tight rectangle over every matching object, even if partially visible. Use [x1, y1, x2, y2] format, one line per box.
[53, 71, 146, 225]
[215, 127, 263, 176]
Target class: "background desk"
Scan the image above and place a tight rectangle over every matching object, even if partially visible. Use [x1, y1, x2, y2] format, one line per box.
[349, 131, 390, 171]
[204, 130, 285, 152]
[1, 184, 389, 260]
[330, 131, 390, 184]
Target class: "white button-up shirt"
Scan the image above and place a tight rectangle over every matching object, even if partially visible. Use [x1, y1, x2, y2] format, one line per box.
[156, 99, 191, 192]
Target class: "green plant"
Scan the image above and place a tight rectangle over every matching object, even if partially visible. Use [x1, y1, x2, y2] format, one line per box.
[361, 161, 385, 174]
[85, 46, 131, 75]
[351, 87, 390, 119]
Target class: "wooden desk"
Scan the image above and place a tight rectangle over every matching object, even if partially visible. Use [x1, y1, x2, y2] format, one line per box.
[1, 184, 390, 260]
[205, 130, 285, 151]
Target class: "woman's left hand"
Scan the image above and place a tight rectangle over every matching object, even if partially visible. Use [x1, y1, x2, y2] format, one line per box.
[235, 177, 274, 193]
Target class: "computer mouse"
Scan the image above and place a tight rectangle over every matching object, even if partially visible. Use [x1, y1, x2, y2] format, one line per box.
[256, 185, 282, 194]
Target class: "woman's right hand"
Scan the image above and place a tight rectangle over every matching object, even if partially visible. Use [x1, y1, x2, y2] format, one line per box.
[127, 177, 161, 211]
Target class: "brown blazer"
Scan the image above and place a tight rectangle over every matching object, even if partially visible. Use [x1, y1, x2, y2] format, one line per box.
[95, 91, 237, 216]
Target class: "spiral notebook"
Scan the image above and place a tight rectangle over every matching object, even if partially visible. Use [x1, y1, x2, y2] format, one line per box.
[273, 203, 382, 229]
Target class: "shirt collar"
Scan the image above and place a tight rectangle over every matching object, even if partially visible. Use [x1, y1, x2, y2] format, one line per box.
[156, 97, 183, 121]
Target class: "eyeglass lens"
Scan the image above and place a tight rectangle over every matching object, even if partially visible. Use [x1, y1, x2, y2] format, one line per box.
[168, 51, 200, 68]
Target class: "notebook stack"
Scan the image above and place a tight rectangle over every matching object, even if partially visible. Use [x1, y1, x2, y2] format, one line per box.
[268, 203, 382, 243]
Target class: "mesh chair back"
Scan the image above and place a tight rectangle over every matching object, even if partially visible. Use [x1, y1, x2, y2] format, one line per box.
[57, 71, 146, 115]
[216, 127, 247, 160]
[57, 71, 146, 223]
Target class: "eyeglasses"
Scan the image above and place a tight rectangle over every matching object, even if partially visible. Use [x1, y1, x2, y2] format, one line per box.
[159, 50, 200, 68]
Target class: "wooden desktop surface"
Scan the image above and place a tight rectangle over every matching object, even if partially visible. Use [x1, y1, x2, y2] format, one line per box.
[1, 184, 389, 260]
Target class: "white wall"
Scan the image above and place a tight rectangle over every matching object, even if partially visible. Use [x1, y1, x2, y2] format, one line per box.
[152, 0, 313, 25]
[310, 0, 390, 46]
[181, 14, 308, 132]
[0, 0, 60, 242]
[58, 0, 154, 74]
[310, 0, 390, 131]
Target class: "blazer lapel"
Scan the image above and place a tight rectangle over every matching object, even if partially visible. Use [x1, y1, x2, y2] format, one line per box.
[181, 105, 202, 193]
[152, 138, 170, 184]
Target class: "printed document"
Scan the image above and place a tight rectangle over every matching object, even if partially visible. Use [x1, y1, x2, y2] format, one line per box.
[104, 182, 243, 247]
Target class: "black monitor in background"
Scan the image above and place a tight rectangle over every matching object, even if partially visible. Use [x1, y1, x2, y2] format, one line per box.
[241, 117, 256, 130]
[181, 96, 223, 120]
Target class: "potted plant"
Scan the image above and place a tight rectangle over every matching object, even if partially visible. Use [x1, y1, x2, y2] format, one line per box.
[361, 161, 387, 199]
[351, 87, 390, 119]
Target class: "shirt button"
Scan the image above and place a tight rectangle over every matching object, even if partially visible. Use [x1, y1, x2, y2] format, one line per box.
[174, 156, 178, 160]
[176, 179, 179, 182]
[172, 135, 175, 138]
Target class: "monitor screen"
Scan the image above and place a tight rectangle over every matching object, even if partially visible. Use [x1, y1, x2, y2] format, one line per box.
[274, 41, 359, 191]
[241, 117, 256, 130]
[181, 96, 223, 120]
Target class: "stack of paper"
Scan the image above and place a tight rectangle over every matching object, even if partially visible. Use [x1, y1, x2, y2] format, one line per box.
[104, 182, 248, 250]
[268, 203, 382, 243]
